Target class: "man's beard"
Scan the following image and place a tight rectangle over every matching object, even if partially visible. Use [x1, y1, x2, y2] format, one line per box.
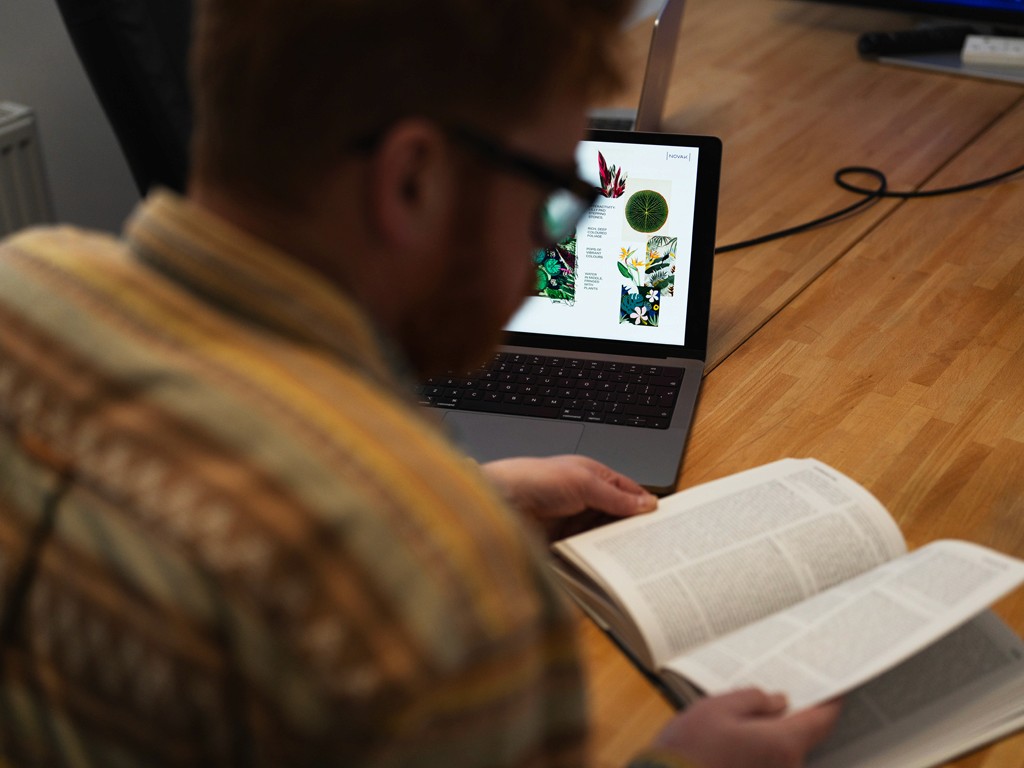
[400, 251, 527, 378]
[399, 174, 533, 379]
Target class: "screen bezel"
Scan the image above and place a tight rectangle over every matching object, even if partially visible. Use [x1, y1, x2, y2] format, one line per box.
[802, 0, 1024, 28]
[502, 129, 722, 362]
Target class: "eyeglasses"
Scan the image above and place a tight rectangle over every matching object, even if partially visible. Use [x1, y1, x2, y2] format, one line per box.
[445, 125, 600, 247]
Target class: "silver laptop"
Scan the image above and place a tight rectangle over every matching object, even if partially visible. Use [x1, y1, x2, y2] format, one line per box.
[589, 0, 687, 132]
[421, 129, 721, 494]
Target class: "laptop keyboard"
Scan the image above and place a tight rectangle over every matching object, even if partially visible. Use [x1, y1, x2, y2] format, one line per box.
[418, 352, 684, 429]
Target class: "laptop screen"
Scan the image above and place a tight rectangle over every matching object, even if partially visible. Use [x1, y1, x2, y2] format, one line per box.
[503, 130, 721, 359]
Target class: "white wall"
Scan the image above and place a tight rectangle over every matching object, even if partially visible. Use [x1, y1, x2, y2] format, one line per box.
[0, 1, 140, 233]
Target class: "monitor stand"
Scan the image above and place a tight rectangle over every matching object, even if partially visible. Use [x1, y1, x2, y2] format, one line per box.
[588, 0, 687, 132]
[877, 50, 1024, 85]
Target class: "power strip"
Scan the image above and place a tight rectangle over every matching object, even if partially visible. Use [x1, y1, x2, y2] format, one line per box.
[962, 35, 1024, 68]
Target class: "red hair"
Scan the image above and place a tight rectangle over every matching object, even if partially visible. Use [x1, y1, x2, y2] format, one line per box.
[189, 0, 630, 208]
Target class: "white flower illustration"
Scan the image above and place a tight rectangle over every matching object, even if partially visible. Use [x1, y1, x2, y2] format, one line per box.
[630, 306, 648, 325]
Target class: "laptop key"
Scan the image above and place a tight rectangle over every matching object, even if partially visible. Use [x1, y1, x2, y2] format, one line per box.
[461, 399, 560, 419]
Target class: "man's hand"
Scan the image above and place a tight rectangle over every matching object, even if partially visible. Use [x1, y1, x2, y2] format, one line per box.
[481, 455, 658, 538]
[648, 689, 842, 768]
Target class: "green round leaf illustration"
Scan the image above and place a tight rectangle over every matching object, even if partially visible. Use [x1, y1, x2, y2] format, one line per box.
[625, 189, 668, 233]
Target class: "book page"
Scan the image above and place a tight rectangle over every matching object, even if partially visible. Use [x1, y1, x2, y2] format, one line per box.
[552, 458, 907, 667]
[807, 611, 1024, 767]
[666, 540, 1024, 712]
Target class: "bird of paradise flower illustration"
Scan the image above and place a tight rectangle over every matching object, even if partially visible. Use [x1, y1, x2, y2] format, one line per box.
[617, 237, 677, 326]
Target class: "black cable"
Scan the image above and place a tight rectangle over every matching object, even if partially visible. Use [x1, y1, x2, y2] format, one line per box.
[715, 160, 1024, 254]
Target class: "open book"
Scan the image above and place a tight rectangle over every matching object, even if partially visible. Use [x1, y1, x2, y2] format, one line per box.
[552, 458, 1024, 767]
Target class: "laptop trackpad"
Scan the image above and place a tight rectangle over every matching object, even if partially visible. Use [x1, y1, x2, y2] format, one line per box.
[442, 412, 584, 462]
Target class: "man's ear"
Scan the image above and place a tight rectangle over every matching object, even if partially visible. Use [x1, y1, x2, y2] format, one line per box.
[366, 120, 457, 252]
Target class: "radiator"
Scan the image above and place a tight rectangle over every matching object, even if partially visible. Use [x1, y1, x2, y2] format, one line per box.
[0, 102, 55, 237]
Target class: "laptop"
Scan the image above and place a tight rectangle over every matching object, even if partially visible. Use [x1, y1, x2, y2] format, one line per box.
[421, 129, 721, 494]
[589, 0, 687, 132]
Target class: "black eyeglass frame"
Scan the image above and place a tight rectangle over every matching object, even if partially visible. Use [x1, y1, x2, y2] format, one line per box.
[445, 126, 599, 203]
[348, 122, 601, 247]
[443, 125, 601, 247]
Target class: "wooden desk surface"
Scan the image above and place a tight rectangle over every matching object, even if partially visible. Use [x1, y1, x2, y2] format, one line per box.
[583, 1, 1024, 766]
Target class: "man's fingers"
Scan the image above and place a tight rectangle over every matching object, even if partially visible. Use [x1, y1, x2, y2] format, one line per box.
[779, 699, 844, 752]
[582, 476, 658, 517]
[572, 458, 657, 517]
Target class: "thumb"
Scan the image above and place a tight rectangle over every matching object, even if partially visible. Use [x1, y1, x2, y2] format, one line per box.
[714, 688, 789, 717]
[566, 456, 657, 516]
[581, 471, 658, 517]
[778, 699, 844, 752]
